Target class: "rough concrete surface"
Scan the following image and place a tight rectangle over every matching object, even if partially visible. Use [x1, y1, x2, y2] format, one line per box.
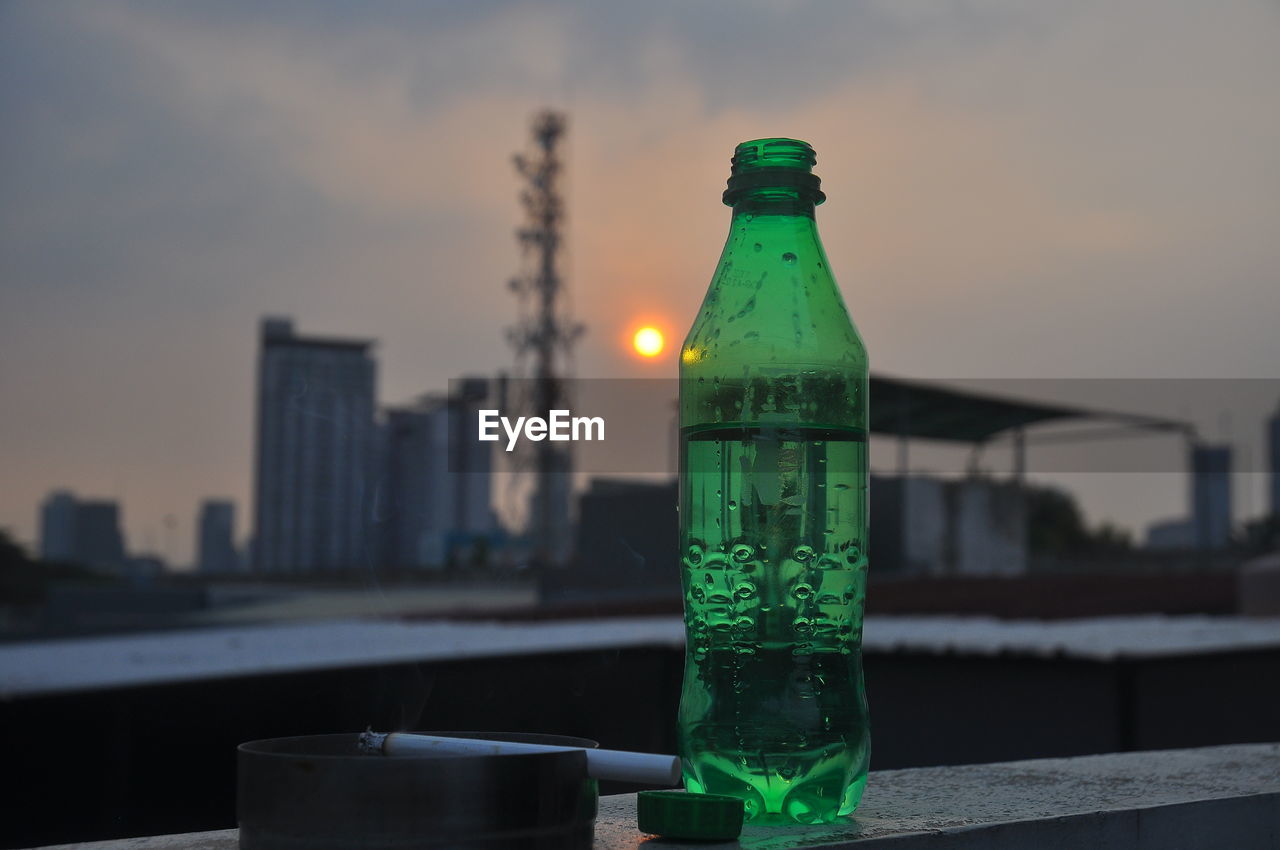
[25, 744, 1280, 849]
[597, 743, 1280, 849]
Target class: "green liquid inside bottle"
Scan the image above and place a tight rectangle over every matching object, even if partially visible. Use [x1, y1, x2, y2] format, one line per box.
[678, 139, 870, 824]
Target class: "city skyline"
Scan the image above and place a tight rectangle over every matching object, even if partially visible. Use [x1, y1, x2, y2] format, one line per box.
[3, 1, 1279, 560]
[23, 328, 1280, 571]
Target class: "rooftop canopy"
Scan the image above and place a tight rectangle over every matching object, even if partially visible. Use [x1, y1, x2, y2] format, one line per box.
[868, 375, 1191, 444]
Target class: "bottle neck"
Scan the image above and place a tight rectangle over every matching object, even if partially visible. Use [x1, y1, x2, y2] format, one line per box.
[730, 189, 816, 221]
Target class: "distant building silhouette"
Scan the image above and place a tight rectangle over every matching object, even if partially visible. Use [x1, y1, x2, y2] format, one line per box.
[41, 491, 128, 569]
[1145, 517, 1194, 550]
[252, 317, 376, 572]
[1191, 443, 1232, 549]
[1268, 404, 1280, 517]
[39, 490, 78, 562]
[75, 502, 127, 569]
[197, 500, 239, 574]
[527, 455, 574, 568]
[380, 378, 497, 568]
[569, 478, 679, 589]
[872, 475, 1027, 576]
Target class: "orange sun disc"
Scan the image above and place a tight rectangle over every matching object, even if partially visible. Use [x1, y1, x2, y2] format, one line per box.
[633, 327, 664, 357]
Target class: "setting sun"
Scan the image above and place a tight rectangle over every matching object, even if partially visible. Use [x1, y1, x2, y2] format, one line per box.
[633, 327, 665, 358]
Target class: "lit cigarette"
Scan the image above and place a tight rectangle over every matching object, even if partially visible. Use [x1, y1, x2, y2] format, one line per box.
[358, 730, 681, 786]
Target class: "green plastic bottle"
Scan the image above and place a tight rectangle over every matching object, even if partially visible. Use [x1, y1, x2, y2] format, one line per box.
[677, 138, 870, 824]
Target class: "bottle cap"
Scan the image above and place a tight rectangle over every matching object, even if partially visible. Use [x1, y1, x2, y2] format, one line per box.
[636, 790, 745, 841]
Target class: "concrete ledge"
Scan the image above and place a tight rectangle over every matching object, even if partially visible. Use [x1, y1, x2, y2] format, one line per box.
[597, 743, 1280, 849]
[26, 744, 1280, 849]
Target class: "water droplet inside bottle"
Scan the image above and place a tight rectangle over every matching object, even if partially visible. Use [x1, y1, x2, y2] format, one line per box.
[686, 544, 704, 566]
[733, 582, 756, 600]
[793, 583, 814, 600]
[731, 543, 754, 563]
[753, 242, 762, 252]
[781, 252, 797, 265]
[792, 545, 815, 563]
[727, 500, 738, 511]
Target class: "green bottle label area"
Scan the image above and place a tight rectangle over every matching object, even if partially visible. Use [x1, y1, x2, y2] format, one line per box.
[678, 139, 870, 824]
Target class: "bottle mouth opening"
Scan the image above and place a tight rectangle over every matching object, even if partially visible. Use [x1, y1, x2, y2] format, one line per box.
[724, 138, 825, 206]
[730, 138, 817, 174]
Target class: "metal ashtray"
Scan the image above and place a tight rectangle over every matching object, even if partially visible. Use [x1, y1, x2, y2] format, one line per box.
[237, 731, 599, 849]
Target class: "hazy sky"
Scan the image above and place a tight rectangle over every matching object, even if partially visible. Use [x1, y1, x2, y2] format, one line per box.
[2, 1, 1278, 563]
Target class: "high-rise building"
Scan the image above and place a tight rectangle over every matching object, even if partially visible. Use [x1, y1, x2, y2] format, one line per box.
[39, 491, 127, 569]
[1268, 404, 1280, 518]
[380, 378, 497, 568]
[73, 501, 126, 568]
[252, 317, 377, 572]
[573, 478, 678, 588]
[197, 500, 238, 574]
[870, 475, 1026, 575]
[1190, 442, 1232, 549]
[39, 490, 78, 562]
[380, 405, 437, 568]
[74, 501, 127, 569]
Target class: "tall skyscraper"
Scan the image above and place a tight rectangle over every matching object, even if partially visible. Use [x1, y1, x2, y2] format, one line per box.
[197, 500, 238, 574]
[252, 317, 377, 572]
[1268, 403, 1280, 518]
[1190, 442, 1232, 550]
[380, 378, 497, 568]
[39, 490, 78, 562]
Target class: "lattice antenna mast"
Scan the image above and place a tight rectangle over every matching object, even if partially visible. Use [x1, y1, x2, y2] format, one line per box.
[507, 111, 583, 566]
